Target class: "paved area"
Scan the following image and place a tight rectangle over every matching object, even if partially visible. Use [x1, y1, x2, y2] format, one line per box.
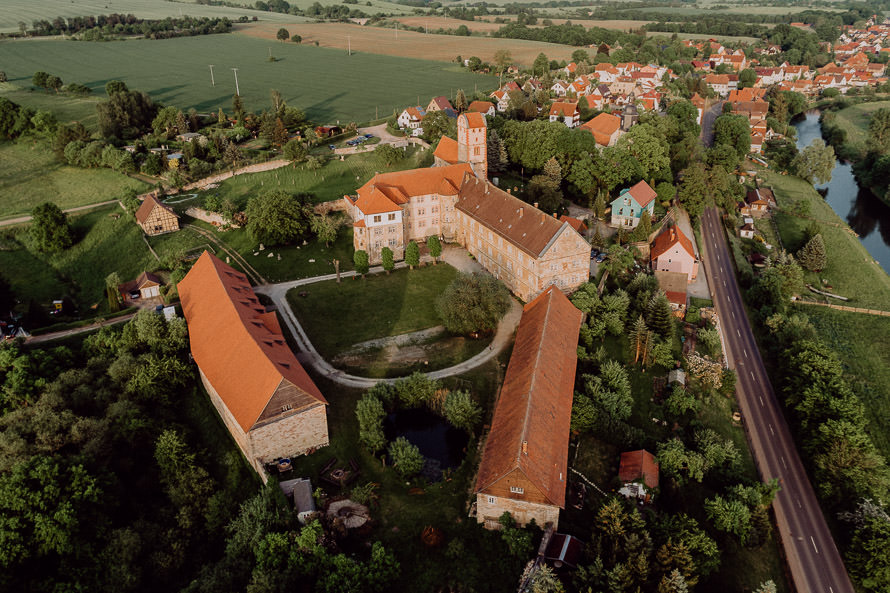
[701, 207, 855, 593]
[700, 100, 724, 147]
[257, 247, 522, 388]
[675, 208, 712, 300]
[0, 200, 120, 228]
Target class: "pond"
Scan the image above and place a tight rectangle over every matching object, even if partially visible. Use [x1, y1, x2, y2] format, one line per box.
[793, 112, 890, 273]
[384, 408, 469, 481]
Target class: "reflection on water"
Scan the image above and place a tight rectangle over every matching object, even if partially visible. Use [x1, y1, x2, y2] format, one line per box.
[793, 112, 890, 273]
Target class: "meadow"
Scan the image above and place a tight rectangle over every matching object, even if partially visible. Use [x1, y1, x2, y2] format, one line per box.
[0, 141, 148, 219]
[0, 81, 103, 129]
[833, 100, 890, 149]
[0, 34, 498, 123]
[238, 21, 580, 64]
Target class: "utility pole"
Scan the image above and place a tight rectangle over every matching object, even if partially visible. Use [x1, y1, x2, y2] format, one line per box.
[347, 35, 351, 55]
[231, 68, 240, 96]
[395, 22, 398, 39]
[209, 64, 215, 86]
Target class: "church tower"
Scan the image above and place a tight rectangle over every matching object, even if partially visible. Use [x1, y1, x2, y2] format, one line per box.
[457, 113, 488, 180]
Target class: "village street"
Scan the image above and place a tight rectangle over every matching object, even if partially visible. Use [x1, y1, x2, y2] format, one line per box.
[256, 246, 523, 388]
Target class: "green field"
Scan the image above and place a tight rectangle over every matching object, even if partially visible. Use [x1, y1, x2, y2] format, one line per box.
[0, 35, 498, 122]
[287, 264, 459, 358]
[833, 100, 890, 149]
[0, 141, 148, 219]
[0, 82, 103, 129]
[761, 169, 890, 310]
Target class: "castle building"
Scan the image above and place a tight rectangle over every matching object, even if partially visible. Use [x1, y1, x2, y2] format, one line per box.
[344, 114, 590, 302]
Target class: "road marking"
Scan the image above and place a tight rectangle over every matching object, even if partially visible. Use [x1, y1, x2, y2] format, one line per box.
[781, 456, 788, 470]
[731, 310, 736, 319]
[759, 396, 764, 407]
[744, 349, 748, 358]
[717, 254, 720, 261]
[798, 498, 803, 509]
[830, 586, 835, 593]
[723, 279, 726, 287]
[769, 424, 775, 436]
[751, 371, 756, 380]
[811, 536, 819, 554]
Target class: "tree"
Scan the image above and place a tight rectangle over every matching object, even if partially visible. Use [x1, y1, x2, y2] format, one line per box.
[677, 163, 708, 221]
[46, 75, 62, 93]
[32, 71, 49, 89]
[310, 213, 340, 246]
[454, 89, 468, 112]
[427, 235, 442, 263]
[797, 233, 826, 272]
[29, 202, 73, 252]
[528, 565, 565, 593]
[291, 33, 302, 43]
[422, 111, 456, 142]
[869, 107, 890, 150]
[713, 114, 751, 158]
[704, 495, 752, 544]
[232, 94, 245, 123]
[792, 139, 835, 184]
[353, 250, 369, 277]
[388, 437, 424, 477]
[435, 272, 510, 334]
[356, 393, 386, 452]
[443, 390, 482, 432]
[375, 143, 403, 166]
[571, 48, 589, 64]
[533, 52, 550, 77]
[283, 139, 308, 162]
[493, 49, 512, 85]
[738, 68, 757, 89]
[405, 240, 420, 269]
[380, 247, 394, 274]
[96, 86, 157, 139]
[245, 190, 312, 246]
[658, 570, 689, 593]
[276, 28, 290, 41]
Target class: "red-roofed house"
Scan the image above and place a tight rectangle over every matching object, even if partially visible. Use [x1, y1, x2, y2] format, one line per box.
[475, 286, 583, 529]
[135, 194, 179, 236]
[427, 96, 455, 113]
[549, 101, 580, 128]
[179, 252, 328, 478]
[559, 215, 588, 234]
[650, 225, 698, 282]
[581, 112, 622, 147]
[618, 450, 659, 501]
[397, 106, 426, 135]
[467, 100, 496, 117]
[610, 181, 657, 229]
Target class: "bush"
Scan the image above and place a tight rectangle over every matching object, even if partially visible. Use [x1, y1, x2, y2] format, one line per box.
[435, 272, 511, 335]
[388, 437, 424, 477]
[356, 393, 386, 452]
[443, 390, 482, 431]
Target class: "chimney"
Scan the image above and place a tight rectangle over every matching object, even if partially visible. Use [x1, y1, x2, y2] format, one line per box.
[507, 188, 512, 194]
[522, 441, 528, 454]
[533, 202, 539, 209]
[553, 212, 557, 218]
[540, 214, 545, 224]
[519, 207, 523, 218]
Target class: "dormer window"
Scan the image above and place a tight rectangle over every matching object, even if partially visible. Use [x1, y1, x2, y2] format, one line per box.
[510, 486, 524, 494]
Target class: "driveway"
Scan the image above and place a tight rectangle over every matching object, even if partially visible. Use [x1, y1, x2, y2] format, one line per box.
[674, 208, 712, 300]
[257, 247, 521, 388]
[0, 200, 120, 228]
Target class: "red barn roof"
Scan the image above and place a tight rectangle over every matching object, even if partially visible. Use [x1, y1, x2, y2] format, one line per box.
[619, 449, 659, 489]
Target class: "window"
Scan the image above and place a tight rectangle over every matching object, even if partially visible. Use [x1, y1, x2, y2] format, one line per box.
[432, 206, 438, 213]
[418, 208, 425, 216]
[474, 147, 481, 156]
[373, 215, 382, 223]
[389, 238, 398, 246]
[488, 496, 495, 504]
[281, 404, 292, 413]
[510, 486, 524, 494]
[388, 213, 396, 221]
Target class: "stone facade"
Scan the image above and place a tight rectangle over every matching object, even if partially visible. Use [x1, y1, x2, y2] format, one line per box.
[476, 493, 561, 530]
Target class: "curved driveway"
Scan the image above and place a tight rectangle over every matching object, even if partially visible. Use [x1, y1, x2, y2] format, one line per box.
[256, 255, 522, 388]
[701, 207, 854, 593]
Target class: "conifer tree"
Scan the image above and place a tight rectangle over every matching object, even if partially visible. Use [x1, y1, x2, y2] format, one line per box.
[797, 233, 826, 272]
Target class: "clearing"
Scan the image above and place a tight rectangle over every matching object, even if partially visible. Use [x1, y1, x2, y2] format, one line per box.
[237, 21, 580, 64]
[0, 34, 498, 123]
[0, 141, 148, 220]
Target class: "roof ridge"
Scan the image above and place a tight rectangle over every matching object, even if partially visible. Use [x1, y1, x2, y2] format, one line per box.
[516, 289, 552, 469]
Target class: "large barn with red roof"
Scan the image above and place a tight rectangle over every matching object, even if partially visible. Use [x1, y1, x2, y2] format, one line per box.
[179, 252, 329, 478]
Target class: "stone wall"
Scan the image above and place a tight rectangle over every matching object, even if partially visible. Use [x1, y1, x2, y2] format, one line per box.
[198, 368, 251, 466]
[248, 404, 329, 468]
[178, 159, 291, 192]
[476, 493, 560, 530]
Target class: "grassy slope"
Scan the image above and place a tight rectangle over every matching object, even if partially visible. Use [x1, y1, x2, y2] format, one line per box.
[833, 100, 890, 149]
[0, 141, 148, 219]
[0, 35, 497, 123]
[0, 82, 102, 130]
[761, 168, 890, 310]
[287, 264, 459, 357]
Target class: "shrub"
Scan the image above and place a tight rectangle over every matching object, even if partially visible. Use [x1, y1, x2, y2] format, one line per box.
[388, 437, 424, 477]
[443, 390, 482, 431]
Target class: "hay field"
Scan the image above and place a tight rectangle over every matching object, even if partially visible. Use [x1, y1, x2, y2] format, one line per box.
[238, 22, 578, 64]
[0, 35, 498, 122]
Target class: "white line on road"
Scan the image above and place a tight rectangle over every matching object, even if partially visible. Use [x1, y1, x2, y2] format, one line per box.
[769, 424, 775, 436]
[751, 371, 756, 380]
[759, 396, 764, 407]
[723, 279, 726, 287]
[732, 310, 736, 318]
[736, 329, 740, 337]
[830, 586, 835, 593]
[798, 498, 803, 509]
[781, 456, 788, 470]
[744, 349, 748, 358]
[811, 536, 819, 554]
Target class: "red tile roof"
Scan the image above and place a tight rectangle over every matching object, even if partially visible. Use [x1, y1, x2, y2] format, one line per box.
[549, 101, 579, 118]
[353, 164, 473, 215]
[650, 224, 695, 261]
[433, 136, 459, 164]
[467, 100, 494, 114]
[619, 450, 659, 489]
[461, 111, 486, 129]
[559, 215, 587, 233]
[580, 112, 620, 146]
[627, 180, 657, 208]
[179, 252, 326, 432]
[475, 287, 583, 508]
[135, 194, 176, 224]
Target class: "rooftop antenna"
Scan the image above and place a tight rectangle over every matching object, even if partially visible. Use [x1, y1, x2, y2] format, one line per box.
[231, 68, 240, 96]
[209, 64, 215, 86]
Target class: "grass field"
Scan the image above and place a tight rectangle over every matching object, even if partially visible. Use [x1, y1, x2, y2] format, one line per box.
[761, 169, 890, 310]
[393, 16, 655, 33]
[0, 141, 148, 219]
[0, 204, 207, 314]
[238, 21, 580, 64]
[833, 100, 890, 149]
[0, 82, 103, 129]
[287, 264, 459, 358]
[796, 306, 890, 459]
[0, 34, 498, 123]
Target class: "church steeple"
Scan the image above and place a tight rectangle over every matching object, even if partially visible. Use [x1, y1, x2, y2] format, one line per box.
[457, 112, 488, 180]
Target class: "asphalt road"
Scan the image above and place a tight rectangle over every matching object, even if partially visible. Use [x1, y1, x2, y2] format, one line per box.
[700, 100, 724, 147]
[700, 207, 854, 593]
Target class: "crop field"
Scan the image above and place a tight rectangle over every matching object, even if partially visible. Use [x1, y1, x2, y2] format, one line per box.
[0, 141, 148, 220]
[0, 34, 498, 123]
[394, 16, 655, 33]
[238, 22, 580, 64]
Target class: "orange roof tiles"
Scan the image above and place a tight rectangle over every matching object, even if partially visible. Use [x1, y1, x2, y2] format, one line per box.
[626, 180, 657, 208]
[353, 164, 473, 215]
[461, 111, 486, 129]
[619, 450, 659, 489]
[580, 112, 620, 146]
[549, 102, 579, 118]
[433, 136, 459, 164]
[467, 100, 494, 114]
[475, 286, 583, 508]
[650, 224, 695, 261]
[135, 194, 176, 224]
[559, 215, 587, 233]
[179, 252, 326, 433]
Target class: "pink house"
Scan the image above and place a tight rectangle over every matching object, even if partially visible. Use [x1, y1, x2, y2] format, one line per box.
[650, 225, 698, 283]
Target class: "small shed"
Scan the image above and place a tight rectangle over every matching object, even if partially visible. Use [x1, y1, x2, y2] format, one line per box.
[740, 223, 756, 239]
[668, 369, 686, 387]
[119, 271, 163, 300]
[279, 477, 316, 524]
[618, 449, 659, 502]
[544, 533, 585, 569]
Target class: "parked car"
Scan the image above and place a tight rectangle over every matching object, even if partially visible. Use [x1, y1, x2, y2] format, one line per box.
[590, 249, 599, 259]
[329, 144, 336, 150]
[364, 133, 374, 139]
[595, 253, 606, 263]
[129, 290, 141, 299]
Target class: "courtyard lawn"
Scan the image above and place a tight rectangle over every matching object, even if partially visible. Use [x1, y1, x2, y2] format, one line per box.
[0, 82, 103, 130]
[0, 35, 497, 123]
[761, 169, 890, 310]
[287, 264, 459, 358]
[0, 141, 149, 220]
[195, 146, 429, 210]
[796, 305, 890, 459]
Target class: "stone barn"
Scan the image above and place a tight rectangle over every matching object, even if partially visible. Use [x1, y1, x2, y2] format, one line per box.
[179, 252, 329, 479]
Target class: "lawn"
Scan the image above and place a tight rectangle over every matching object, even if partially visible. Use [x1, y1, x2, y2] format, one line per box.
[832, 100, 890, 149]
[0, 34, 498, 123]
[0, 82, 103, 130]
[287, 264, 460, 358]
[195, 146, 429, 210]
[761, 168, 890, 310]
[0, 204, 208, 317]
[796, 305, 890, 460]
[0, 141, 149, 219]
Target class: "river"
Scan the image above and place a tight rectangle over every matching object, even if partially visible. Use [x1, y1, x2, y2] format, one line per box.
[793, 112, 890, 273]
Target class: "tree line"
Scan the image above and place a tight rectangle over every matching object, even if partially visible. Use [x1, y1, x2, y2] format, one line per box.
[12, 14, 233, 40]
